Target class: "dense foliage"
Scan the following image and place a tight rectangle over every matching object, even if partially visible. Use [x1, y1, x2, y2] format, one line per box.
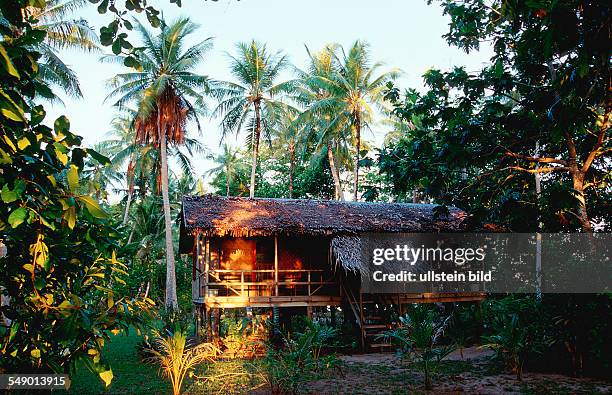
[380, 0, 610, 232]
[0, 0, 153, 382]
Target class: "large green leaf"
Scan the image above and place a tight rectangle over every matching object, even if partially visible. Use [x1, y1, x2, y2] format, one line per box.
[0, 44, 19, 78]
[8, 207, 27, 228]
[77, 196, 108, 218]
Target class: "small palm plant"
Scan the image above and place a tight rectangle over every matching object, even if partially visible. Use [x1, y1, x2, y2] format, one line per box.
[378, 307, 455, 390]
[148, 328, 220, 395]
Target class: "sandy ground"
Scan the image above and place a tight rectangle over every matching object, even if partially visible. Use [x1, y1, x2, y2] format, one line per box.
[305, 347, 612, 395]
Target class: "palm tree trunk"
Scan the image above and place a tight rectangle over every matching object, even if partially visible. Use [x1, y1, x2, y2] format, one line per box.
[288, 141, 295, 199]
[122, 158, 135, 225]
[226, 163, 231, 197]
[327, 143, 343, 200]
[353, 114, 361, 201]
[122, 189, 133, 224]
[159, 116, 178, 310]
[249, 100, 262, 198]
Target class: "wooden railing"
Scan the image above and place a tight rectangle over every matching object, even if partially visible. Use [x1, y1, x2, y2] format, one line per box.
[199, 269, 337, 298]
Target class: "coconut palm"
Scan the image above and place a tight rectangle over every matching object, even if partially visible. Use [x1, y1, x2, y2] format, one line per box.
[105, 18, 213, 309]
[306, 41, 399, 200]
[207, 144, 243, 197]
[212, 41, 296, 198]
[22, 0, 99, 101]
[295, 44, 350, 200]
[272, 111, 300, 198]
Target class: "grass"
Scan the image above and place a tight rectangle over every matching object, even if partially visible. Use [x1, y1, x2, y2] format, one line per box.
[69, 329, 170, 394]
[68, 332, 611, 394]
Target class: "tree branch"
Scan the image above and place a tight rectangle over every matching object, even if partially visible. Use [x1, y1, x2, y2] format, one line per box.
[504, 151, 567, 165]
[581, 112, 610, 173]
[507, 166, 570, 174]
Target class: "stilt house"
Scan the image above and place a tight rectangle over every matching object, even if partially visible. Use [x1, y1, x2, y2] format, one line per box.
[179, 195, 484, 349]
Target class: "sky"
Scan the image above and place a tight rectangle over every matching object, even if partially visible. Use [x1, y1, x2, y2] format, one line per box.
[45, 0, 493, 191]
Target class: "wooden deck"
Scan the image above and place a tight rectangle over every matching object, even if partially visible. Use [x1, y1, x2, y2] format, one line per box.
[195, 295, 343, 308]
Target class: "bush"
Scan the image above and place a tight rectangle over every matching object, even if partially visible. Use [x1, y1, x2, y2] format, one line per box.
[378, 305, 455, 390]
[481, 295, 552, 380]
[147, 326, 220, 395]
[260, 322, 342, 394]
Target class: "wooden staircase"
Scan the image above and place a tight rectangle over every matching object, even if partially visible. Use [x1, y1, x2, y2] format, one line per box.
[343, 285, 396, 352]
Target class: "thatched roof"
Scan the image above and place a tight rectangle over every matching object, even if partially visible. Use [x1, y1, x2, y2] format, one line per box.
[179, 195, 466, 253]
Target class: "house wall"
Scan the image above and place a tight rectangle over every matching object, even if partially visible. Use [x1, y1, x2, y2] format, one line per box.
[207, 236, 330, 270]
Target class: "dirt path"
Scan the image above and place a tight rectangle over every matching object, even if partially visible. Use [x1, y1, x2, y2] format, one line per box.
[306, 347, 612, 394]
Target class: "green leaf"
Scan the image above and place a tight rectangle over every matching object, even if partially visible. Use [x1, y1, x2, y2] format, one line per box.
[123, 56, 142, 71]
[54, 116, 70, 135]
[111, 39, 122, 55]
[8, 207, 27, 228]
[0, 89, 26, 122]
[86, 149, 111, 166]
[0, 44, 19, 78]
[1, 184, 17, 203]
[40, 216, 56, 230]
[67, 165, 79, 193]
[97, 0, 109, 13]
[77, 196, 108, 218]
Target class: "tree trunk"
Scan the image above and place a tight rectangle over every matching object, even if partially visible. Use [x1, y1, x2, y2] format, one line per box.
[122, 189, 133, 225]
[249, 100, 262, 198]
[122, 158, 135, 225]
[226, 163, 231, 197]
[288, 141, 295, 198]
[353, 114, 361, 201]
[327, 143, 343, 200]
[571, 169, 592, 232]
[160, 117, 178, 310]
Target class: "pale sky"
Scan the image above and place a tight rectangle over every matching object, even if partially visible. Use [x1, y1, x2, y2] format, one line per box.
[45, 0, 493, 191]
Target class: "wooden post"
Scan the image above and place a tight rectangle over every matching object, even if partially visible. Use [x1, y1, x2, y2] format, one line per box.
[307, 306, 313, 320]
[204, 238, 210, 300]
[274, 235, 278, 297]
[193, 234, 199, 302]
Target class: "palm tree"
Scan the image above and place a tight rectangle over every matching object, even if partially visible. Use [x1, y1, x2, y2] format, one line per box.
[105, 18, 213, 310]
[295, 44, 348, 200]
[306, 41, 399, 200]
[212, 41, 296, 198]
[208, 144, 243, 197]
[272, 111, 300, 198]
[24, 0, 99, 101]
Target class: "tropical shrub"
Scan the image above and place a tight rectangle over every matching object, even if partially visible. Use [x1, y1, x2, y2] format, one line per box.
[0, 2, 155, 385]
[261, 323, 341, 394]
[481, 296, 552, 380]
[378, 306, 455, 390]
[147, 326, 220, 395]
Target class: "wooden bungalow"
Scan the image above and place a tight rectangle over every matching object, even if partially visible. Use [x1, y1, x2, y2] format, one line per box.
[179, 195, 484, 349]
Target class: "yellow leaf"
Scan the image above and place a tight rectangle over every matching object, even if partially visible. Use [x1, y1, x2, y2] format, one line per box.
[67, 165, 79, 193]
[17, 137, 30, 150]
[99, 370, 113, 387]
[47, 175, 57, 187]
[55, 147, 68, 165]
[31, 349, 41, 359]
[3, 135, 16, 152]
[87, 348, 99, 356]
[64, 206, 76, 230]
